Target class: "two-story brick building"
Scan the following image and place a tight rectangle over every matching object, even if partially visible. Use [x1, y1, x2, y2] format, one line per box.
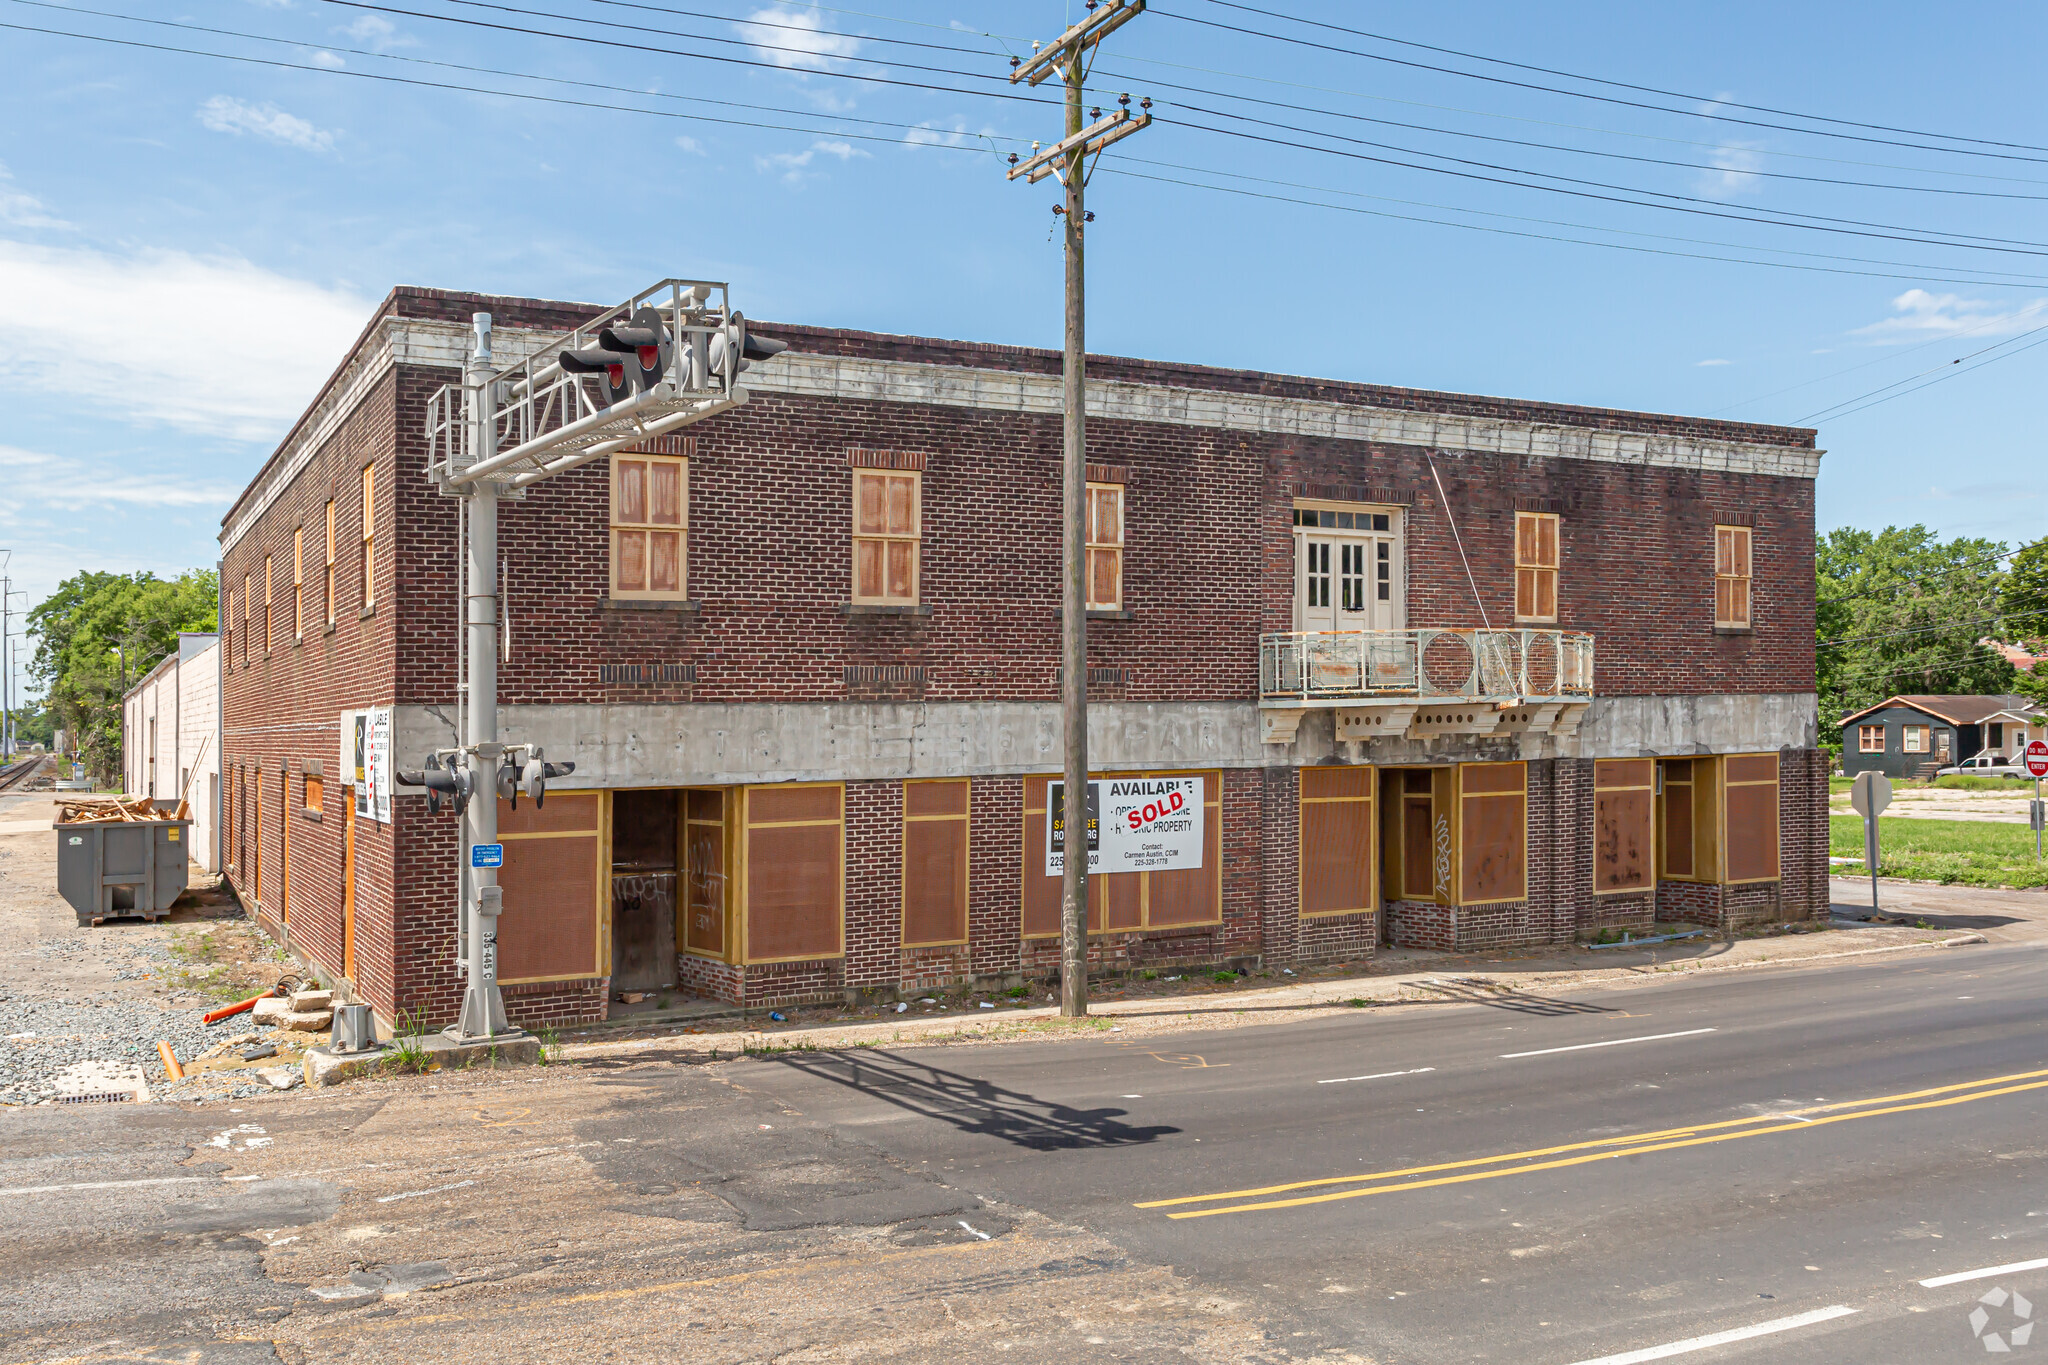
[217, 285, 1827, 1029]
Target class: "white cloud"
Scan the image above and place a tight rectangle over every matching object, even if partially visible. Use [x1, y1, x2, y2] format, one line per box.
[309, 50, 346, 69]
[735, 5, 862, 71]
[198, 96, 336, 152]
[0, 163, 68, 230]
[1696, 140, 1763, 198]
[0, 444, 243, 510]
[1695, 358, 1731, 366]
[674, 135, 705, 155]
[0, 238, 374, 442]
[755, 138, 869, 184]
[337, 14, 413, 50]
[1852, 289, 2048, 343]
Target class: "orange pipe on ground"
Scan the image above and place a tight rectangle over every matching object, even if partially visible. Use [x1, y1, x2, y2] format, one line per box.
[157, 1041, 184, 1081]
[203, 994, 264, 1025]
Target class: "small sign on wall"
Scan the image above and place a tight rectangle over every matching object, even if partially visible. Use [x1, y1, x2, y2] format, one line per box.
[1048, 777, 1205, 876]
[471, 842, 504, 869]
[339, 707, 393, 824]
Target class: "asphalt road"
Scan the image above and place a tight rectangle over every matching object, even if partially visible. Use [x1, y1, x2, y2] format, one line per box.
[746, 941, 2048, 1363]
[7, 938, 2048, 1363]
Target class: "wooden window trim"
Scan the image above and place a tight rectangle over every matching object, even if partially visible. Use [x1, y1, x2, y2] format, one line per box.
[1591, 759, 1655, 895]
[851, 468, 921, 606]
[1298, 767, 1376, 919]
[1086, 481, 1123, 612]
[1513, 511, 1559, 624]
[609, 453, 690, 601]
[324, 500, 337, 627]
[1714, 524, 1752, 629]
[262, 555, 273, 652]
[492, 792, 607, 984]
[737, 782, 846, 964]
[901, 778, 971, 948]
[1019, 769, 1224, 936]
[1721, 752, 1781, 884]
[360, 465, 376, 611]
[1858, 724, 1885, 753]
[681, 790, 736, 963]
[292, 528, 304, 642]
[1903, 725, 1927, 754]
[1456, 761, 1528, 906]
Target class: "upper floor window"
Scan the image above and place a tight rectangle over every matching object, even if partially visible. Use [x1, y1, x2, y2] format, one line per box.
[224, 589, 233, 668]
[1087, 482, 1123, 611]
[610, 453, 687, 599]
[852, 468, 919, 605]
[1858, 724, 1884, 753]
[360, 465, 376, 611]
[292, 527, 304, 642]
[241, 573, 251, 663]
[1514, 511, 1559, 623]
[324, 500, 337, 627]
[262, 554, 273, 651]
[1714, 524, 1752, 628]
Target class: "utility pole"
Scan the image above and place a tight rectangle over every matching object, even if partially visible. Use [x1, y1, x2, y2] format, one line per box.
[1009, 0, 1151, 1019]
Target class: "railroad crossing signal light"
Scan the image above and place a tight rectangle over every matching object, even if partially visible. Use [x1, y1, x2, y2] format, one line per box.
[598, 306, 673, 393]
[558, 340, 635, 408]
[396, 753, 473, 816]
[520, 748, 575, 807]
[707, 312, 788, 387]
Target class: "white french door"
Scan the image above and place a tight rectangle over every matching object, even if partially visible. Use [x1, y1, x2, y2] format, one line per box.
[1294, 518, 1403, 633]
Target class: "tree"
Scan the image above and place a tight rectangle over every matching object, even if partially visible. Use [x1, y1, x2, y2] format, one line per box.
[1816, 526, 2016, 748]
[2006, 534, 2048, 711]
[28, 569, 217, 786]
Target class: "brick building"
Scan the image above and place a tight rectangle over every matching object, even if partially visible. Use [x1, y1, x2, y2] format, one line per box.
[217, 286, 1827, 1029]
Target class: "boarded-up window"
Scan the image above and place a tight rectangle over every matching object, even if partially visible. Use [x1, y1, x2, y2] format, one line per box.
[1515, 512, 1559, 622]
[1087, 483, 1123, 611]
[903, 779, 970, 946]
[1902, 725, 1927, 754]
[1723, 753, 1780, 882]
[303, 771, 323, 815]
[852, 469, 919, 605]
[744, 784, 843, 962]
[1593, 759, 1654, 894]
[1659, 759, 1696, 879]
[497, 792, 600, 981]
[684, 789, 728, 959]
[1022, 772, 1222, 934]
[1300, 766, 1374, 916]
[1714, 524, 1752, 628]
[611, 453, 687, 599]
[1459, 763, 1526, 904]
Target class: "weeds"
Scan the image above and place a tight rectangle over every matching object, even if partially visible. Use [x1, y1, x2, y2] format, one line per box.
[1211, 971, 1238, 984]
[1006, 985, 1029, 998]
[536, 1025, 560, 1066]
[384, 1008, 435, 1075]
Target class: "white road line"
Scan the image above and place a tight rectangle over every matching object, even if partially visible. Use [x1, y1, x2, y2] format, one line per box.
[376, 1179, 475, 1204]
[1562, 1305, 1858, 1365]
[1921, 1256, 2048, 1288]
[1317, 1067, 1437, 1085]
[0, 1175, 210, 1197]
[1501, 1028, 1717, 1059]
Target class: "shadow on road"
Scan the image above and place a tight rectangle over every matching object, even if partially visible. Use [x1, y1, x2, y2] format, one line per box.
[1829, 901, 2022, 932]
[1411, 979, 1620, 1016]
[763, 1048, 1181, 1151]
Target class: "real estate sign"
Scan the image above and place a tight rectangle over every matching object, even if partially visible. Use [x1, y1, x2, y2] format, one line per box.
[1047, 776, 1204, 876]
[340, 707, 393, 824]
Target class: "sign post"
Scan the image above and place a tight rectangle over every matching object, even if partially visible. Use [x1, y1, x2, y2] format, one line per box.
[2025, 740, 2048, 861]
[1850, 771, 1893, 914]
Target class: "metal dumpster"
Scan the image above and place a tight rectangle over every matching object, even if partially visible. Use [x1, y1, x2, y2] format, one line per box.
[55, 806, 192, 925]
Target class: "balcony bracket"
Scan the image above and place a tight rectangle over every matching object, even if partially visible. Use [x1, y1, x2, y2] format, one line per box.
[1407, 707, 1504, 739]
[1261, 707, 1309, 746]
[1334, 704, 1418, 742]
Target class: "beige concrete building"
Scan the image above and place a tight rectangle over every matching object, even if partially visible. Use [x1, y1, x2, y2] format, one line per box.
[121, 632, 221, 872]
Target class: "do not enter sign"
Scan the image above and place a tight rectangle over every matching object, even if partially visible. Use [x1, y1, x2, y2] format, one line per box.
[2027, 740, 2048, 779]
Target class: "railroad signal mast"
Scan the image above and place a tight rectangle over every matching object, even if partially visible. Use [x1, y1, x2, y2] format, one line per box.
[1007, 0, 1152, 1019]
[402, 281, 784, 1042]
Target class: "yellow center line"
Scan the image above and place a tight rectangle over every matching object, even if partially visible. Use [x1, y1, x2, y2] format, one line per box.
[1164, 1075, 2048, 1219]
[1136, 1064, 2048, 1211]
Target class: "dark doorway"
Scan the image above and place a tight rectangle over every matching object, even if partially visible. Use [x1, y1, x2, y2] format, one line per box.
[612, 789, 679, 994]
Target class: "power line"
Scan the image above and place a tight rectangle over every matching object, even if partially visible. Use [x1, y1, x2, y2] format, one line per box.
[1801, 330, 2048, 426]
[1794, 323, 2048, 425]
[1819, 610, 2048, 650]
[1189, 0, 2048, 158]
[1102, 163, 2048, 291]
[1155, 4, 2048, 167]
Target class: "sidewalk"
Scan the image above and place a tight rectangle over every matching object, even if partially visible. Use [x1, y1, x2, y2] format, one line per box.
[558, 913, 1978, 1064]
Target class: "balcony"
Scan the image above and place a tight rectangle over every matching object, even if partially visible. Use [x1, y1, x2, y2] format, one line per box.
[1259, 628, 1594, 744]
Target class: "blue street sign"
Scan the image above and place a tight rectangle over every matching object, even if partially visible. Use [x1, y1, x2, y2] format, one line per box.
[471, 843, 504, 869]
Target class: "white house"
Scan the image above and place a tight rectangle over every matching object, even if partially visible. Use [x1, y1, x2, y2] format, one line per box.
[121, 632, 221, 872]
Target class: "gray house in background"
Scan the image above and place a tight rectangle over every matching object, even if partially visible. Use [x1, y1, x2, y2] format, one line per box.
[1838, 694, 2041, 779]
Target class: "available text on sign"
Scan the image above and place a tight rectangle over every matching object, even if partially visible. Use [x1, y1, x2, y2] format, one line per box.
[1048, 777, 1204, 876]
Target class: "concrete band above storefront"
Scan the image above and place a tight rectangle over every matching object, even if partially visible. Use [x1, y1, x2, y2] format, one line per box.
[392, 692, 1819, 790]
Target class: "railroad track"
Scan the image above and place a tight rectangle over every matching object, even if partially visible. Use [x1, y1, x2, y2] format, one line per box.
[0, 753, 51, 792]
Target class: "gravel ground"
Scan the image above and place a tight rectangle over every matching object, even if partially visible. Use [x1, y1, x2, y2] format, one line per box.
[0, 790, 306, 1106]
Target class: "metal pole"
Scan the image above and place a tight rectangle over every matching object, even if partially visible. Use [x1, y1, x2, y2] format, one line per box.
[1865, 810, 1880, 913]
[2037, 776, 2042, 862]
[453, 312, 515, 1042]
[1059, 44, 1090, 1019]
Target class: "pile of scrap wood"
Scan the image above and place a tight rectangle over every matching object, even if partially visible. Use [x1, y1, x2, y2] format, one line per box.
[54, 795, 187, 824]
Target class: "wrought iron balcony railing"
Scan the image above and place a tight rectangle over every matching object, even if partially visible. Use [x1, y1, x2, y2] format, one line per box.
[1260, 628, 1595, 704]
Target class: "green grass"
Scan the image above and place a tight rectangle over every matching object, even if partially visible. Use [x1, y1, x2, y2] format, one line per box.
[1829, 775, 1856, 794]
[1831, 814, 2048, 889]
[1931, 774, 2037, 791]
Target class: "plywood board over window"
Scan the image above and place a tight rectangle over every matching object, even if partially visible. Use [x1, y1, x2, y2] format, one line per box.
[1593, 758, 1654, 894]
[497, 792, 603, 982]
[682, 789, 732, 960]
[741, 783, 844, 963]
[1458, 762, 1527, 905]
[1086, 483, 1123, 611]
[611, 453, 687, 599]
[1722, 753, 1781, 883]
[1714, 524, 1752, 628]
[1514, 512, 1559, 623]
[1021, 771, 1223, 936]
[903, 779, 970, 947]
[852, 469, 920, 605]
[1300, 766, 1375, 917]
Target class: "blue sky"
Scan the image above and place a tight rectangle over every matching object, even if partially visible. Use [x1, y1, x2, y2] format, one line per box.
[2, 0, 2045, 622]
